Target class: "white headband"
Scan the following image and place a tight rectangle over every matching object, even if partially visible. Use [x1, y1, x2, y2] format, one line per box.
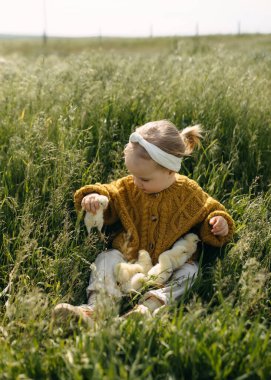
[129, 132, 182, 172]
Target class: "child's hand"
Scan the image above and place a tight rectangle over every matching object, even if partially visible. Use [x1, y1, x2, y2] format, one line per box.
[209, 216, 229, 236]
[81, 193, 102, 214]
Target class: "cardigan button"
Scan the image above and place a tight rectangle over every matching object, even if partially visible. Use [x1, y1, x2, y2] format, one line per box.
[151, 215, 158, 221]
[149, 243, 154, 250]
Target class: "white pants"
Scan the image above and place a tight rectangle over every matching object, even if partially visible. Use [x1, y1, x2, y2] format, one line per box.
[86, 249, 198, 307]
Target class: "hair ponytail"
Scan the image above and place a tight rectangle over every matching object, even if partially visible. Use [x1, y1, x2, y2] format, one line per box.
[180, 124, 203, 155]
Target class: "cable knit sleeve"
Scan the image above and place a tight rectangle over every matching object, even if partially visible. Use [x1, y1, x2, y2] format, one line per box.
[198, 195, 235, 247]
[73, 180, 120, 225]
[182, 177, 235, 247]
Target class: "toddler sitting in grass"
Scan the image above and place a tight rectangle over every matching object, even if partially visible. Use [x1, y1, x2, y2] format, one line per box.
[53, 120, 234, 325]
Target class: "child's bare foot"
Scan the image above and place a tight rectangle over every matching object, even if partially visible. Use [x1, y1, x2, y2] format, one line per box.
[122, 304, 152, 318]
[122, 296, 164, 319]
[142, 295, 164, 312]
[52, 303, 95, 327]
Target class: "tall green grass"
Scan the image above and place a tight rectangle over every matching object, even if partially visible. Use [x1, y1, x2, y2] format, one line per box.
[0, 35, 271, 379]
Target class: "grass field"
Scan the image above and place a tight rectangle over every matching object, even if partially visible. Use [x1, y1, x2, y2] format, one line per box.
[0, 34, 271, 379]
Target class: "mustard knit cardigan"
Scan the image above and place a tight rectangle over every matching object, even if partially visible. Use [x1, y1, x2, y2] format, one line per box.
[74, 174, 234, 264]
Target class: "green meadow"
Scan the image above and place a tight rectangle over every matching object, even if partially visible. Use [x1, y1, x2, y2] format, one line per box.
[0, 35, 271, 379]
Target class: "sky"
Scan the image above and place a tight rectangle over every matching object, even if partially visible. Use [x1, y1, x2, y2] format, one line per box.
[0, 0, 270, 37]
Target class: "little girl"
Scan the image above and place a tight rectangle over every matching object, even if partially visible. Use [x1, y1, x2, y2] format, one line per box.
[53, 120, 234, 324]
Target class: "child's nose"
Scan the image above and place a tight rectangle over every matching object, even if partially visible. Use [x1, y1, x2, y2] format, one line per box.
[133, 177, 142, 188]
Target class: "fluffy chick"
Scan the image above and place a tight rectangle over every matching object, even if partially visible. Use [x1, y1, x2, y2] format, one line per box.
[147, 233, 200, 284]
[84, 195, 109, 234]
[114, 250, 153, 293]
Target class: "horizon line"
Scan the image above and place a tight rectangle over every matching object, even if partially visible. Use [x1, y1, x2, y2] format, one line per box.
[0, 31, 270, 40]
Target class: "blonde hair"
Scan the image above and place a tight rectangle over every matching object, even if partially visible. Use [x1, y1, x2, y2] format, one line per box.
[124, 120, 202, 161]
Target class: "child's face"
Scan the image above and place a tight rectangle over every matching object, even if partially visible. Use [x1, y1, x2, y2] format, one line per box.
[125, 152, 176, 194]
